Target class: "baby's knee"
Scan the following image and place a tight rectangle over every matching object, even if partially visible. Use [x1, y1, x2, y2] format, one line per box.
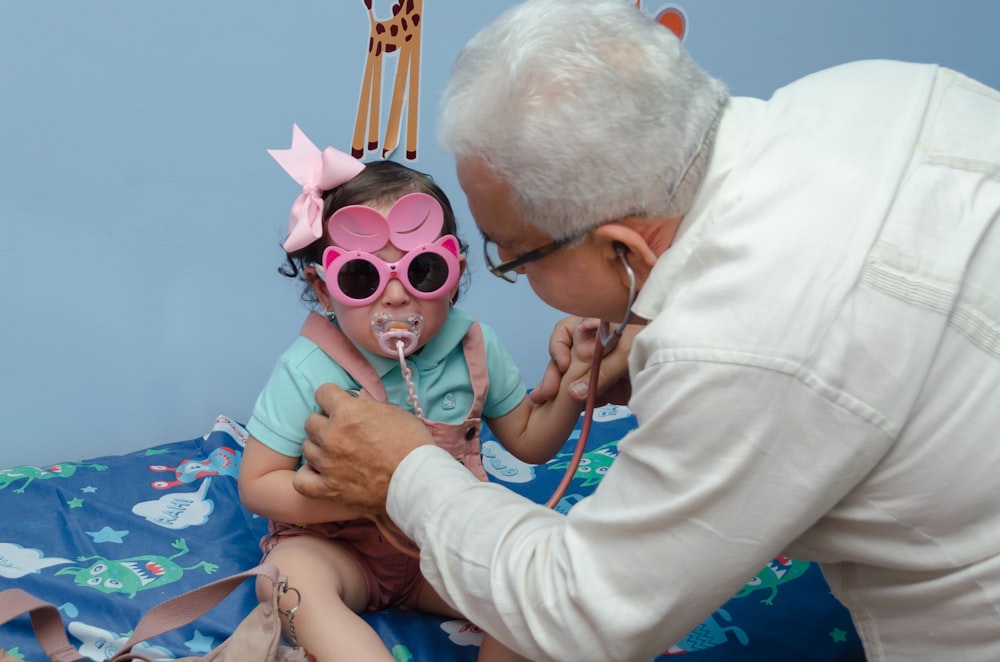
[260, 537, 372, 613]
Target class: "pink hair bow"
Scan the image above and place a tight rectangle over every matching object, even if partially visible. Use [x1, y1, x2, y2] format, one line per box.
[268, 124, 365, 252]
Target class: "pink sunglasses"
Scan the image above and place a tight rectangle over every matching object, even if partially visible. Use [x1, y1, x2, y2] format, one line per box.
[319, 235, 461, 306]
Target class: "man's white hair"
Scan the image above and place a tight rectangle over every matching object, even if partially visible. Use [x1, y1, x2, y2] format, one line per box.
[438, 0, 729, 239]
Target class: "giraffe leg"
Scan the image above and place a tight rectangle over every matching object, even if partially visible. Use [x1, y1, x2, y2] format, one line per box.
[352, 51, 377, 158]
[404, 28, 421, 160]
[368, 47, 384, 153]
[382, 44, 410, 158]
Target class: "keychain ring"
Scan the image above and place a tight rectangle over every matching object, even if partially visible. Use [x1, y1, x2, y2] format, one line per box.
[278, 582, 302, 616]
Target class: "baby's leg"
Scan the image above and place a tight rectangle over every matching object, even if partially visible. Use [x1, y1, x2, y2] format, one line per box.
[260, 535, 394, 662]
[410, 580, 532, 662]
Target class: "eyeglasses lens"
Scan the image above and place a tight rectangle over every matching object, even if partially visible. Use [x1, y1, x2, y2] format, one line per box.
[484, 241, 517, 283]
[484, 241, 502, 269]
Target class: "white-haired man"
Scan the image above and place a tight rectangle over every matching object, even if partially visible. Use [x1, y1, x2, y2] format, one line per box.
[294, 1, 1000, 659]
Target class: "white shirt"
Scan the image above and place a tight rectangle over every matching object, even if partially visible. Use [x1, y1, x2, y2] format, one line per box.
[389, 60, 1000, 661]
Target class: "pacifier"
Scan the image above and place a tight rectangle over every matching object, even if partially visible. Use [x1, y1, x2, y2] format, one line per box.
[371, 312, 424, 356]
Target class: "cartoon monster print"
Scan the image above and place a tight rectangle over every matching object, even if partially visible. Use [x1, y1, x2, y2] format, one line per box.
[733, 555, 811, 605]
[0, 461, 108, 493]
[55, 538, 218, 597]
[663, 608, 749, 654]
[148, 446, 241, 490]
[547, 440, 619, 487]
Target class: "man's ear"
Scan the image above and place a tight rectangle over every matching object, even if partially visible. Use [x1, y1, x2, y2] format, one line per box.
[304, 264, 333, 311]
[593, 223, 659, 289]
[593, 223, 658, 269]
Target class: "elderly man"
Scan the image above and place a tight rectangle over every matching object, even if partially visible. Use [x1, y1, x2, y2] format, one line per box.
[293, 0, 1000, 660]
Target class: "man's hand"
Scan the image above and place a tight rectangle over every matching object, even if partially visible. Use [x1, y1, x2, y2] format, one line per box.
[293, 383, 434, 518]
[531, 317, 636, 406]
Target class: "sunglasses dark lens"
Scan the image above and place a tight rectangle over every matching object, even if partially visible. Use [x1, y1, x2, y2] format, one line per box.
[407, 252, 449, 293]
[338, 259, 381, 300]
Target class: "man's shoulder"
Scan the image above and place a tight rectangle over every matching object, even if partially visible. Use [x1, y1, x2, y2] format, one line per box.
[773, 59, 938, 103]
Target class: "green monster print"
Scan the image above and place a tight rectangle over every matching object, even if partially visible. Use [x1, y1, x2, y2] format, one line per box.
[391, 645, 413, 661]
[733, 556, 811, 605]
[548, 440, 618, 487]
[0, 462, 108, 493]
[55, 538, 218, 597]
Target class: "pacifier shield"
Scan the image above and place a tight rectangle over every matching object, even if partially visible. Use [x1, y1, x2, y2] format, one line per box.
[371, 312, 423, 355]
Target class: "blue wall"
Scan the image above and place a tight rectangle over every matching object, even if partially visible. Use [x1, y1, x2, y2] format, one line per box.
[2, 1, 998, 466]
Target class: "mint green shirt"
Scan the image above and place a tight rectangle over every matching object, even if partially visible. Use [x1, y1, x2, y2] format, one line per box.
[247, 308, 526, 458]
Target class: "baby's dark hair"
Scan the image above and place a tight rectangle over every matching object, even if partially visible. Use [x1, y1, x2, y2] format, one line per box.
[279, 160, 469, 303]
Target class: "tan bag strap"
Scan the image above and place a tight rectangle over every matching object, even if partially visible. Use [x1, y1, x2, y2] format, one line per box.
[113, 563, 283, 656]
[0, 588, 88, 661]
[300, 311, 388, 400]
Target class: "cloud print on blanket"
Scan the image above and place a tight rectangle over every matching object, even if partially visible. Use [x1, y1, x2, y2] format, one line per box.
[481, 440, 537, 483]
[132, 478, 215, 529]
[68, 620, 175, 661]
[0, 542, 72, 578]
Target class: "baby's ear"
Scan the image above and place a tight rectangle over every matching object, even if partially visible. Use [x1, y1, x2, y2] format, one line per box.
[307, 259, 334, 309]
[437, 235, 461, 257]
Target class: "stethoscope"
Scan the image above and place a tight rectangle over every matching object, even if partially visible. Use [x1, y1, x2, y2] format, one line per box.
[545, 244, 635, 508]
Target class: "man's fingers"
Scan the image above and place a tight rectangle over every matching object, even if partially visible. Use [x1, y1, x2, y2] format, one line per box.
[299, 432, 323, 467]
[292, 462, 324, 498]
[302, 411, 328, 446]
[313, 382, 352, 413]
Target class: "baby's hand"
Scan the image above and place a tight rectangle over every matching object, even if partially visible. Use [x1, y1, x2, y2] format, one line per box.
[531, 317, 600, 403]
[561, 333, 597, 399]
[533, 317, 636, 405]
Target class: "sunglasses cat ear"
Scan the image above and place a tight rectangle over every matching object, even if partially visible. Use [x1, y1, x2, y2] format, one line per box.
[321, 245, 346, 275]
[436, 235, 461, 257]
[388, 193, 445, 251]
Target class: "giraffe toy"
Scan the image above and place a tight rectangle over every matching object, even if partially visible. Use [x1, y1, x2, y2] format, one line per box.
[352, 0, 423, 160]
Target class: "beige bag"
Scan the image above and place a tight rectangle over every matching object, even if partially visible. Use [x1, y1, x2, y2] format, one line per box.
[1, 563, 308, 662]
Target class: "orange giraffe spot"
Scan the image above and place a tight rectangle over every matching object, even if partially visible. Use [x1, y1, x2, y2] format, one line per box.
[352, 0, 423, 160]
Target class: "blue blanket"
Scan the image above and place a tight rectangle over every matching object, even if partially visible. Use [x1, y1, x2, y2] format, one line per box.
[1, 409, 863, 660]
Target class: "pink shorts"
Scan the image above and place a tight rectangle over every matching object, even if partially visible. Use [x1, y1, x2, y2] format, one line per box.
[261, 518, 423, 612]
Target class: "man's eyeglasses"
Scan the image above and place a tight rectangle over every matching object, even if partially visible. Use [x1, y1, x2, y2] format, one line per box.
[482, 226, 591, 283]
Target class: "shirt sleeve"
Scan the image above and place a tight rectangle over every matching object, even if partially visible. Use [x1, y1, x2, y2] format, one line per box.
[478, 323, 528, 419]
[246, 354, 321, 458]
[247, 342, 356, 458]
[388, 358, 891, 661]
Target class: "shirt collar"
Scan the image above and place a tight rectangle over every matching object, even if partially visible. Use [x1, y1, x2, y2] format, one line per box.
[632, 96, 766, 320]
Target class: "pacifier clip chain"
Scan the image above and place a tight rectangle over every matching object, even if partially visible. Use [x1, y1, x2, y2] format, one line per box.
[371, 312, 425, 418]
[395, 339, 425, 418]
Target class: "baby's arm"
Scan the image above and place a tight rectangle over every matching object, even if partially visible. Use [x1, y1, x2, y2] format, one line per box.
[238, 435, 366, 523]
[485, 353, 591, 465]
